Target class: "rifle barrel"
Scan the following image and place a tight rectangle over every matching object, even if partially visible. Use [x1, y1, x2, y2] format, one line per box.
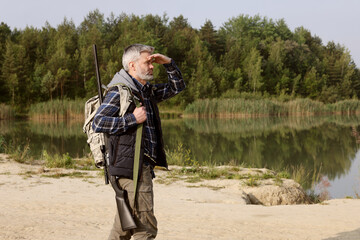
[93, 44, 104, 104]
[93, 44, 109, 185]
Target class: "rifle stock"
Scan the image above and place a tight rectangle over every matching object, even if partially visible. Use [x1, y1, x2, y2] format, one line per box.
[110, 176, 137, 230]
[93, 44, 137, 231]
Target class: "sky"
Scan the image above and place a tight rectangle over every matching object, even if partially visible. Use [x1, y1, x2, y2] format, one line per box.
[1, 0, 360, 66]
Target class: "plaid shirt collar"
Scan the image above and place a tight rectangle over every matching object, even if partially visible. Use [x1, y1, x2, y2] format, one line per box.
[131, 77, 152, 96]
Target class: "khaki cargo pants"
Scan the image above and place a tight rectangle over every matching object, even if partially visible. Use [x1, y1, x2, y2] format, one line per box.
[108, 164, 157, 240]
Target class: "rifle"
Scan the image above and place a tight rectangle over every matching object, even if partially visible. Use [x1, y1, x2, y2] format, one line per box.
[93, 44, 109, 185]
[93, 44, 137, 231]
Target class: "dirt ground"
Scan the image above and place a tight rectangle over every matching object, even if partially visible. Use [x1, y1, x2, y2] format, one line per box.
[1, 154, 359, 240]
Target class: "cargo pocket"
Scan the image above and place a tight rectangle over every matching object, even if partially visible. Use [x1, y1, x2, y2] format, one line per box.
[137, 165, 154, 212]
[137, 185, 153, 212]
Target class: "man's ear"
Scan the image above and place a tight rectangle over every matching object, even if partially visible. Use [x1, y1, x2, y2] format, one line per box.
[129, 62, 135, 72]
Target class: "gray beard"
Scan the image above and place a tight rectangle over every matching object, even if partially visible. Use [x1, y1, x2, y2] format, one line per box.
[135, 63, 154, 81]
[138, 72, 154, 81]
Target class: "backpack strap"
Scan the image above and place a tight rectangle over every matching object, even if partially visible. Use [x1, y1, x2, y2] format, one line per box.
[84, 108, 97, 129]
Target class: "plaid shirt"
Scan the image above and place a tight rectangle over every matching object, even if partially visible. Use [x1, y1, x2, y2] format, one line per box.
[132, 77, 159, 160]
[92, 59, 185, 160]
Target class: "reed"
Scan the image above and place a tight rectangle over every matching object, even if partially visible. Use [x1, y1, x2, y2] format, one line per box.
[184, 98, 360, 117]
[184, 98, 285, 117]
[326, 99, 360, 115]
[29, 99, 84, 120]
[0, 104, 15, 119]
[285, 98, 326, 116]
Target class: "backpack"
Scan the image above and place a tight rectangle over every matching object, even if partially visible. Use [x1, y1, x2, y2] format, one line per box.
[83, 94, 106, 167]
[83, 83, 143, 213]
[82, 84, 135, 168]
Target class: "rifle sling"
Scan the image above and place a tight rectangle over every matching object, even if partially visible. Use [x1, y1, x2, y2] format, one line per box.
[133, 98, 143, 213]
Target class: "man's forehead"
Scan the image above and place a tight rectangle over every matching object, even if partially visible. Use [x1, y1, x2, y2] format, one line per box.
[138, 51, 151, 61]
[140, 51, 151, 57]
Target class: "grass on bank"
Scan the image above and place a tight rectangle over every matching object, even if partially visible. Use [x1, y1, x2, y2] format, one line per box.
[0, 135, 96, 171]
[164, 143, 342, 203]
[0, 136, 34, 164]
[1, 135, 298, 188]
[167, 166, 286, 186]
[20, 96, 360, 120]
[184, 98, 360, 117]
[164, 143, 290, 186]
[28, 99, 84, 120]
[40, 171, 90, 179]
[42, 150, 75, 169]
[28, 99, 185, 120]
[41, 150, 97, 171]
[0, 137, 99, 180]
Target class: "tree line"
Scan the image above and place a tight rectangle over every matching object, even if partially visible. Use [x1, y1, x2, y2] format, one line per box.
[0, 10, 359, 112]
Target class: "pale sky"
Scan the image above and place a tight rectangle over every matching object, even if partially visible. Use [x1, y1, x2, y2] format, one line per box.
[1, 0, 360, 66]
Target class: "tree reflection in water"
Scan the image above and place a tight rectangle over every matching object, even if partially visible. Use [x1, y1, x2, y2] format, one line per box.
[162, 115, 360, 198]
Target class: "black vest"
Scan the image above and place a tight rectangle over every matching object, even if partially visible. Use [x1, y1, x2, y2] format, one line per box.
[107, 93, 167, 179]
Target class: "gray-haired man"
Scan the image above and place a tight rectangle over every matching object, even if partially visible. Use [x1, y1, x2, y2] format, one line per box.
[93, 44, 186, 239]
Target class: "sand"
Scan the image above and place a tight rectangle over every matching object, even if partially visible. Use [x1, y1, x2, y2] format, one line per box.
[0, 154, 359, 240]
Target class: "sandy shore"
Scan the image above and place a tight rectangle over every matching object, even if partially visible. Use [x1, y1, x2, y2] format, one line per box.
[1, 154, 360, 240]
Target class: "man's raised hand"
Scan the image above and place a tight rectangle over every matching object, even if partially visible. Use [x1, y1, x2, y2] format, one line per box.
[148, 53, 171, 65]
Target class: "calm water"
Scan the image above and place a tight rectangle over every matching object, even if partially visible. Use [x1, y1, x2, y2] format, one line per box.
[1, 115, 360, 199]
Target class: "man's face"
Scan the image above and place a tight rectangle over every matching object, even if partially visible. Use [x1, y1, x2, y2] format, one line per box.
[134, 51, 154, 82]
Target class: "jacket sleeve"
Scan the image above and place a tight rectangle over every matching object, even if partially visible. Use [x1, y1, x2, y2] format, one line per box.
[92, 89, 137, 135]
[152, 59, 186, 103]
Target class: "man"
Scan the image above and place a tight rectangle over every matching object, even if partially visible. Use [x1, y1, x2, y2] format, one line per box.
[92, 44, 185, 240]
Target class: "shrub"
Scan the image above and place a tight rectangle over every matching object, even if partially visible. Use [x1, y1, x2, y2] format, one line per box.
[42, 150, 75, 168]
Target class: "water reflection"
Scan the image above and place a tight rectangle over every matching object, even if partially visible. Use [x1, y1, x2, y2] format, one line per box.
[0, 115, 359, 198]
[0, 120, 88, 158]
[162, 115, 360, 197]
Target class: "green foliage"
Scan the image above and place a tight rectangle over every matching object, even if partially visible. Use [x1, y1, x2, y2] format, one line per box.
[75, 156, 97, 170]
[244, 47, 263, 93]
[165, 143, 197, 166]
[42, 150, 75, 169]
[0, 12, 359, 113]
[245, 177, 259, 187]
[276, 171, 291, 179]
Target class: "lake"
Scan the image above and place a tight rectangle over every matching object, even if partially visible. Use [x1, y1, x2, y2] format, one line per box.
[1, 115, 359, 199]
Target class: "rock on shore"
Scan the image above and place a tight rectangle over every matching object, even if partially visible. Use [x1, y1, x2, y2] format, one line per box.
[155, 166, 310, 206]
[244, 179, 310, 205]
